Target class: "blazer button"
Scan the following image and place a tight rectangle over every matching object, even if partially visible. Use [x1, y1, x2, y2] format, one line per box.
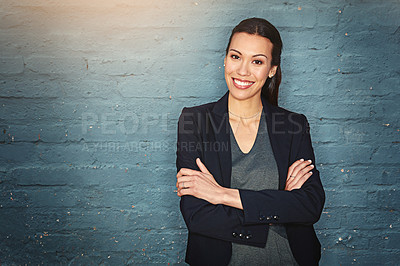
[259, 215, 266, 221]
[266, 216, 272, 221]
[232, 232, 238, 237]
[239, 233, 244, 239]
[273, 215, 280, 221]
[245, 234, 252, 239]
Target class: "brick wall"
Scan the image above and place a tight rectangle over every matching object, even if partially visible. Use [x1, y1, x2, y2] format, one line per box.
[0, 0, 399, 264]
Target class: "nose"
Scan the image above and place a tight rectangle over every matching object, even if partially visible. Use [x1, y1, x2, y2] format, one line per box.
[236, 60, 251, 76]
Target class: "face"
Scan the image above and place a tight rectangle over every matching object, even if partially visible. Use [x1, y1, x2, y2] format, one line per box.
[224, 32, 277, 102]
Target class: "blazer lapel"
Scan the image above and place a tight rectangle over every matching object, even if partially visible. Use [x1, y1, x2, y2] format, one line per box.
[211, 91, 290, 190]
[261, 96, 290, 190]
[211, 91, 232, 187]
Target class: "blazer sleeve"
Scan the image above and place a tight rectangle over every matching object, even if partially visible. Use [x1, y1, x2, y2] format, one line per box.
[239, 114, 325, 225]
[176, 107, 268, 246]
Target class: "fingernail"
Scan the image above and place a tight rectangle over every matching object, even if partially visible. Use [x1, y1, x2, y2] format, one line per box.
[309, 171, 313, 174]
[310, 164, 314, 168]
[300, 159, 304, 162]
[308, 160, 312, 163]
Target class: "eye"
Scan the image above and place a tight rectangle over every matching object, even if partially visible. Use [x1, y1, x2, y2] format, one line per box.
[253, 60, 263, 65]
[231, 54, 240, 60]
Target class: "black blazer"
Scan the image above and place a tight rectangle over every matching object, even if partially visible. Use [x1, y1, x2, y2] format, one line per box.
[176, 91, 325, 266]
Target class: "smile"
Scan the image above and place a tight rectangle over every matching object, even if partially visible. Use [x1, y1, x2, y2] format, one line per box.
[232, 78, 255, 89]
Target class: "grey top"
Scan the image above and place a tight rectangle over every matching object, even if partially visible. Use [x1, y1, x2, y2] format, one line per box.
[228, 110, 298, 266]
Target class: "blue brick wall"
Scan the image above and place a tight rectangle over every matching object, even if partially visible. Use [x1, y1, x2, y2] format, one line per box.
[0, 0, 399, 264]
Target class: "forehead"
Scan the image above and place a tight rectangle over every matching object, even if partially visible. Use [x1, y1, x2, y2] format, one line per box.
[229, 32, 273, 56]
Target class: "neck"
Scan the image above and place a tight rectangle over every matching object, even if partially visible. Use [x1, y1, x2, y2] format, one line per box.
[228, 92, 263, 118]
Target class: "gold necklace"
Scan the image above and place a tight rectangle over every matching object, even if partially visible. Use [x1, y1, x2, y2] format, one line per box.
[229, 108, 263, 135]
[228, 108, 263, 119]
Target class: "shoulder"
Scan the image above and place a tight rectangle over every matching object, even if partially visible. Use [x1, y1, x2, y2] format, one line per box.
[265, 102, 310, 136]
[268, 103, 308, 123]
[180, 101, 217, 116]
[178, 100, 219, 126]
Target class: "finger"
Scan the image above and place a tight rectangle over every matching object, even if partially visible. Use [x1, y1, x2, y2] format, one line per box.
[176, 179, 192, 188]
[176, 175, 195, 183]
[285, 175, 296, 187]
[286, 162, 313, 190]
[196, 158, 211, 175]
[291, 171, 313, 190]
[287, 163, 313, 186]
[286, 175, 297, 187]
[177, 168, 193, 178]
[177, 168, 201, 178]
[287, 158, 304, 179]
[177, 187, 193, 197]
[285, 173, 299, 190]
[294, 164, 314, 180]
[176, 176, 195, 189]
[177, 171, 183, 178]
[178, 180, 194, 189]
[291, 160, 312, 177]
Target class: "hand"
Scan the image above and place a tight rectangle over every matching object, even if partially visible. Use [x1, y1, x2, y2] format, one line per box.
[176, 158, 224, 205]
[285, 159, 314, 191]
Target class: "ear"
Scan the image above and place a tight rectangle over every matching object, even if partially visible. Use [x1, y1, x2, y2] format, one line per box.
[224, 56, 227, 66]
[268, 65, 278, 78]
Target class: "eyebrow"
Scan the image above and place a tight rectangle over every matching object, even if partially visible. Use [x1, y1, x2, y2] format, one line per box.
[229, 49, 268, 59]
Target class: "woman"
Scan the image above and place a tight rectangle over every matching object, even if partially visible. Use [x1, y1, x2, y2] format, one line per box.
[176, 18, 325, 266]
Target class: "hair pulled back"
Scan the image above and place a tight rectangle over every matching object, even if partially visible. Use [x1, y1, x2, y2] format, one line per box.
[226, 18, 283, 106]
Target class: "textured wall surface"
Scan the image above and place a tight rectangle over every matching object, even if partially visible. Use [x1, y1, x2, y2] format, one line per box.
[0, 0, 399, 265]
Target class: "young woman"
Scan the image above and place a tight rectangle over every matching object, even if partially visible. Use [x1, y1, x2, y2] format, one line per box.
[176, 18, 325, 266]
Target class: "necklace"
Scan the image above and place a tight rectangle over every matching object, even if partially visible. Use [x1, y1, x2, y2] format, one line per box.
[229, 107, 263, 135]
[228, 108, 263, 119]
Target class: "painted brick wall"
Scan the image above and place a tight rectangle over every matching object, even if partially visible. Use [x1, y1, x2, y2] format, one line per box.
[0, 0, 399, 264]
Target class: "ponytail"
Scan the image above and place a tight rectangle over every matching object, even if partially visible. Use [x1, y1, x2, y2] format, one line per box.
[261, 65, 281, 106]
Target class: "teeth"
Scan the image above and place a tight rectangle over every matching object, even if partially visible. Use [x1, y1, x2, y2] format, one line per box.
[234, 79, 254, 86]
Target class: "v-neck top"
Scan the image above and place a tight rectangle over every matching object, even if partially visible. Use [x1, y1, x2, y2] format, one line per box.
[228, 110, 299, 266]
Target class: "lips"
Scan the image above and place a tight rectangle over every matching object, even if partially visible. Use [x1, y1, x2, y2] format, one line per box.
[232, 78, 255, 89]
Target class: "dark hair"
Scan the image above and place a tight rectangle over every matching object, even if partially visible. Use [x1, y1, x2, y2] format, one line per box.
[225, 18, 283, 106]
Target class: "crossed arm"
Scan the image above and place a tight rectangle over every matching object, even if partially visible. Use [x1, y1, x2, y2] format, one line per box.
[176, 157, 315, 210]
[175, 108, 325, 244]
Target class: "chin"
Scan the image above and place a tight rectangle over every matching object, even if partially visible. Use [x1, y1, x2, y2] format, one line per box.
[228, 86, 261, 101]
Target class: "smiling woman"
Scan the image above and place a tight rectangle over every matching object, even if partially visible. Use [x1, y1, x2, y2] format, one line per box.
[225, 32, 278, 154]
[225, 33, 276, 104]
[176, 18, 325, 266]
